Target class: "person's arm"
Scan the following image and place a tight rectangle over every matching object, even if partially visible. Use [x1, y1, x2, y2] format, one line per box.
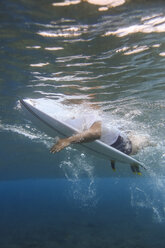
[50, 121, 101, 154]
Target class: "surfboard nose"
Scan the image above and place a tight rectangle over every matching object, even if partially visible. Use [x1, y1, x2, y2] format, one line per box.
[20, 98, 36, 107]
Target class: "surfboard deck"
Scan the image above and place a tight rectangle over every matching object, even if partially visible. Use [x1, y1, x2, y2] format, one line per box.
[20, 98, 146, 171]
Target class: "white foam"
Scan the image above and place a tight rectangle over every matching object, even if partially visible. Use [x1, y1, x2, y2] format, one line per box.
[0, 121, 53, 147]
[59, 149, 98, 207]
[130, 183, 163, 223]
[14, 100, 22, 110]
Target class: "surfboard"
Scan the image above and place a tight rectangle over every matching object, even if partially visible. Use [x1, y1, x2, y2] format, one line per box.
[20, 98, 146, 172]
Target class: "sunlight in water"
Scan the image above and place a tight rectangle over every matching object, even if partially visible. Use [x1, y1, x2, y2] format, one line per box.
[103, 13, 165, 37]
[52, 0, 125, 9]
[85, 0, 125, 7]
[52, 0, 81, 6]
[159, 52, 165, 57]
[44, 47, 64, 51]
[30, 62, 50, 67]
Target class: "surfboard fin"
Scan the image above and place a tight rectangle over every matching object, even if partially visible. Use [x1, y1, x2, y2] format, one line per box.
[111, 160, 116, 172]
[130, 164, 142, 176]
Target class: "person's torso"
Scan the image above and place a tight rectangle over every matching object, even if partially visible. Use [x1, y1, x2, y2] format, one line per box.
[65, 114, 121, 146]
[100, 124, 120, 145]
[65, 114, 100, 131]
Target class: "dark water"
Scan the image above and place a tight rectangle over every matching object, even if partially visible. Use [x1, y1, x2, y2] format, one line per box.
[1, 0, 165, 247]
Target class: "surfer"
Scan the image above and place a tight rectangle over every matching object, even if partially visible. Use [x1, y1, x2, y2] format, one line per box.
[50, 114, 150, 157]
[50, 114, 151, 174]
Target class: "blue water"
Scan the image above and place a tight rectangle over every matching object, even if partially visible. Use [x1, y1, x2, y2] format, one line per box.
[1, 0, 165, 247]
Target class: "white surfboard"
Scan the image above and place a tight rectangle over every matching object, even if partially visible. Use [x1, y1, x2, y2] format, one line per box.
[20, 98, 146, 172]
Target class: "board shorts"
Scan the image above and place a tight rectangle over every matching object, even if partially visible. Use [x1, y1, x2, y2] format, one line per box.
[111, 135, 132, 155]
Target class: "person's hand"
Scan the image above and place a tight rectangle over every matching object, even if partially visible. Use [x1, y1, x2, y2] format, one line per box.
[50, 138, 70, 154]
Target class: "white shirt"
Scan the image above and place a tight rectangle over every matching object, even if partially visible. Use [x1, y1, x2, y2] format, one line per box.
[65, 114, 120, 146]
